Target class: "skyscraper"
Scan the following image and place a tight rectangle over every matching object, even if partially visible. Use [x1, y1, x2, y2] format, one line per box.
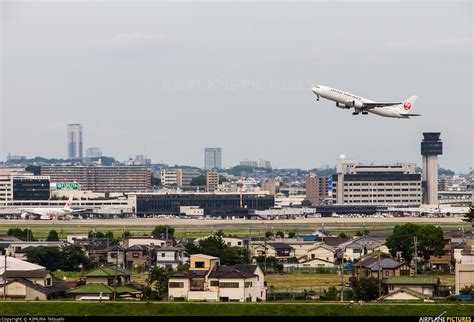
[204, 148, 222, 170]
[67, 124, 83, 160]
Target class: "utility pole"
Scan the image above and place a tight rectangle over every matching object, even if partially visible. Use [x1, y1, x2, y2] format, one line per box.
[378, 251, 382, 297]
[413, 236, 418, 275]
[3, 251, 7, 299]
[114, 247, 119, 300]
[340, 263, 344, 302]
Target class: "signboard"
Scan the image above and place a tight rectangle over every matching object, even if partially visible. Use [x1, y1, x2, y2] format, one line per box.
[51, 182, 80, 190]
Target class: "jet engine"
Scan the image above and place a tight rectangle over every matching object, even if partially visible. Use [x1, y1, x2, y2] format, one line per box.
[20, 212, 29, 219]
[336, 102, 349, 109]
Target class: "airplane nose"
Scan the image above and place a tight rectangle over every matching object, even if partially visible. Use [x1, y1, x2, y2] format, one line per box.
[312, 87, 319, 95]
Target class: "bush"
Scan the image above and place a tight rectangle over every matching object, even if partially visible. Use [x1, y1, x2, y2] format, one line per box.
[320, 287, 339, 301]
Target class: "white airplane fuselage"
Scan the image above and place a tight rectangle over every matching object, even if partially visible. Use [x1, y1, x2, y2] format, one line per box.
[312, 85, 417, 119]
[20, 207, 72, 220]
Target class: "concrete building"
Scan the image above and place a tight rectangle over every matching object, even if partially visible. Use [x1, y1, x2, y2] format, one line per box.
[332, 155, 422, 206]
[0, 171, 50, 205]
[455, 239, 474, 294]
[41, 165, 152, 193]
[305, 172, 329, 205]
[421, 132, 443, 205]
[160, 169, 178, 187]
[204, 148, 222, 170]
[177, 169, 200, 188]
[86, 147, 102, 158]
[67, 124, 83, 160]
[240, 160, 271, 169]
[261, 180, 277, 196]
[206, 172, 219, 192]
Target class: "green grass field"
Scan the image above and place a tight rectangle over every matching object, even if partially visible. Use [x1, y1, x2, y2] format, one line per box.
[0, 222, 470, 239]
[0, 301, 472, 316]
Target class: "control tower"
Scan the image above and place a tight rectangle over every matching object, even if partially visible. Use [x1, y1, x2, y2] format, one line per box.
[421, 132, 443, 204]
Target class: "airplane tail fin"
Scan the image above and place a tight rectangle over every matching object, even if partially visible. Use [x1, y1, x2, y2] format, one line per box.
[64, 196, 73, 210]
[398, 95, 418, 114]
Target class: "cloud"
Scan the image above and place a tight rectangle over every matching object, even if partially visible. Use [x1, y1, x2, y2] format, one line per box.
[386, 37, 471, 50]
[112, 32, 165, 42]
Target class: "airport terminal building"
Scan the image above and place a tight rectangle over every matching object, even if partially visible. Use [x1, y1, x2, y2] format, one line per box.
[332, 156, 422, 206]
[129, 192, 275, 217]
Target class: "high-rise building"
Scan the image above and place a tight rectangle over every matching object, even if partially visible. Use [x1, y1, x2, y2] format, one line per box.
[206, 172, 219, 192]
[67, 124, 83, 160]
[86, 147, 102, 158]
[261, 180, 277, 196]
[240, 160, 272, 169]
[41, 165, 151, 193]
[305, 173, 329, 205]
[204, 148, 222, 170]
[421, 132, 443, 205]
[332, 155, 422, 206]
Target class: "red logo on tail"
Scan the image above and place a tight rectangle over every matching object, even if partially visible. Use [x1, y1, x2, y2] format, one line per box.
[403, 102, 411, 110]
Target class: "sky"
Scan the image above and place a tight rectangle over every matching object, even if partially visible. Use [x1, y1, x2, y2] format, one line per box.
[1, 1, 472, 172]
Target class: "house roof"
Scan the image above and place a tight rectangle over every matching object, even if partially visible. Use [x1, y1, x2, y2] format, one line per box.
[66, 283, 140, 294]
[4, 269, 50, 279]
[383, 287, 428, 300]
[319, 237, 351, 248]
[268, 242, 293, 250]
[208, 265, 257, 279]
[190, 254, 219, 260]
[294, 235, 318, 241]
[6, 277, 69, 295]
[384, 276, 439, 285]
[85, 267, 127, 277]
[356, 258, 405, 271]
[0, 255, 45, 274]
[340, 236, 385, 250]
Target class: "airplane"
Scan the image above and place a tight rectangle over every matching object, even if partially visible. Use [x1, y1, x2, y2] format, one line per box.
[20, 196, 85, 220]
[312, 85, 420, 118]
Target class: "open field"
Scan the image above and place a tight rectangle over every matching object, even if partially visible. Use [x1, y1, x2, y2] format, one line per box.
[0, 217, 470, 239]
[0, 301, 473, 316]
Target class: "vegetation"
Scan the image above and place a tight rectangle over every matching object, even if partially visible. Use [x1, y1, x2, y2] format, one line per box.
[255, 256, 283, 273]
[352, 277, 380, 301]
[386, 223, 445, 266]
[185, 234, 249, 265]
[152, 225, 175, 238]
[7, 228, 36, 241]
[462, 206, 474, 225]
[26, 245, 96, 271]
[190, 175, 206, 186]
[46, 229, 60, 241]
[0, 302, 472, 316]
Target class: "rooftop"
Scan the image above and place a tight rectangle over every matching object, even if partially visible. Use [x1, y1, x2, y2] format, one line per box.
[384, 276, 439, 285]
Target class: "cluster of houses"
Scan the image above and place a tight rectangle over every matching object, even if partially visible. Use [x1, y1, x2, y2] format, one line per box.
[0, 228, 473, 302]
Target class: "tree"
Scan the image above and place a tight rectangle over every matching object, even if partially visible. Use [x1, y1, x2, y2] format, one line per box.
[46, 230, 60, 241]
[338, 232, 348, 238]
[386, 223, 445, 266]
[275, 231, 284, 238]
[385, 223, 420, 263]
[7, 228, 35, 241]
[104, 231, 114, 239]
[214, 230, 225, 237]
[355, 229, 370, 237]
[185, 235, 249, 265]
[462, 206, 474, 226]
[152, 225, 175, 238]
[88, 230, 105, 239]
[320, 286, 339, 301]
[255, 256, 283, 272]
[353, 277, 379, 301]
[288, 231, 296, 238]
[190, 175, 206, 186]
[265, 231, 274, 238]
[123, 230, 132, 238]
[25, 245, 95, 271]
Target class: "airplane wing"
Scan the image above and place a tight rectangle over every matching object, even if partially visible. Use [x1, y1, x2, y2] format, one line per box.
[361, 102, 402, 109]
[401, 113, 421, 116]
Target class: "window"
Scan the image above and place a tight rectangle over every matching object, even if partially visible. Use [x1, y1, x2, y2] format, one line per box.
[219, 282, 239, 288]
[161, 253, 166, 257]
[45, 278, 52, 286]
[244, 282, 252, 288]
[169, 282, 184, 288]
[311, 254, 315, 259]
[389, 285, 394, 291]
[195, 261, 205, 268]
[384, 271, 389, 276]
[210, 281, 219, 287]
[132, 253, 139, 258]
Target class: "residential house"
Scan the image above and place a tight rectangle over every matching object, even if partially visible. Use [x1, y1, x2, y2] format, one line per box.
[0, 256, 70, 300]
[339, 236, 388, 261]
[156, 247, 188, 270]
[0, 236, 22, 250]
[285, 257, 336, 271]
[67, 267, 142, 300]
[250, 242, 295, 262]
[383, 276, 440, 298]
[6, 241, 64, 260]
[305, 244, 338, 263]
[105, 245, 126, 268]
[126, 245, 155, 269]
[352, 257, 415, 280]
[123, 237, 173, 248]
[168, 254, 266, 302]
[429, 237, 453, 272]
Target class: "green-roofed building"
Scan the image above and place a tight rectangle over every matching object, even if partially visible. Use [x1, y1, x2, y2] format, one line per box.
[66, 266, 142, 300]
[383, 276, 440, 298]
